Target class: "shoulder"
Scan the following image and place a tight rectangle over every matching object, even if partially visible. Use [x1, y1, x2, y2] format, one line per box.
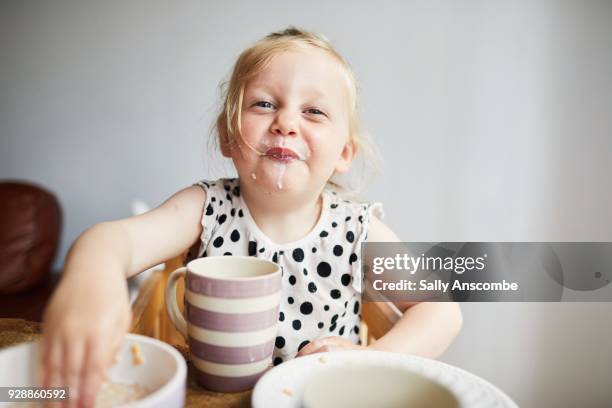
[324, 190, 400, 242]
[366, 216, 401, 242]
[164, 184, 207, 214]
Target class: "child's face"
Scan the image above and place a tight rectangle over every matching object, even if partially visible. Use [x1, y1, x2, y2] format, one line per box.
[226, 47, 355, 195]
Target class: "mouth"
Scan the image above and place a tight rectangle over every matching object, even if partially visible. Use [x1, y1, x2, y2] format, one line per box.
[264, 147, 301, 163]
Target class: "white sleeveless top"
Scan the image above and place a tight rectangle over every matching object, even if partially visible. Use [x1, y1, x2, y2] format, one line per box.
[187, 178, 381, 365]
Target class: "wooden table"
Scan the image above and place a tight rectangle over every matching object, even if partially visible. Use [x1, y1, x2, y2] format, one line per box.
[0, 318, 251, 408]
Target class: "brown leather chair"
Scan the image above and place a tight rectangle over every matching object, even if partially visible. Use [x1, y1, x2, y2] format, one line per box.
[0, 180, 62, 321]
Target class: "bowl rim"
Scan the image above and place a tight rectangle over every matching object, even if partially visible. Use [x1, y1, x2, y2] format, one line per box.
[119, 333, 187, 408]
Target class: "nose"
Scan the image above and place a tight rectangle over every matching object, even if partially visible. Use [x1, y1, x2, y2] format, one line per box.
[270, 109, 298, 137]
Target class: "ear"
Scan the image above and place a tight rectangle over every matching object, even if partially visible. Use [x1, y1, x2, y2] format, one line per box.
[220, 131, 233, 158]
[334, 139, 356, 173]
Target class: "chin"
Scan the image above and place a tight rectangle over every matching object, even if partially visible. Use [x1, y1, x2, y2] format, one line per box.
[246, 169, 307, 195]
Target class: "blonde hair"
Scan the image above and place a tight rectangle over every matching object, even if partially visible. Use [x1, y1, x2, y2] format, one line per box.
[215, 26, 380, 194]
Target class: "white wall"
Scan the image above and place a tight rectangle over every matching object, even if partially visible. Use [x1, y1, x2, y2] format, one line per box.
[1, 1, 611, 406]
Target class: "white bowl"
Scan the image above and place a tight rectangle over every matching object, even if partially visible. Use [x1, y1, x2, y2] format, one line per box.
[301, 365, 460, 408]
[0, 333, 186, 408]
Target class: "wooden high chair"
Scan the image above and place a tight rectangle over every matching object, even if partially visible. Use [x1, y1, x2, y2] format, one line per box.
[130, 254, 401, 347]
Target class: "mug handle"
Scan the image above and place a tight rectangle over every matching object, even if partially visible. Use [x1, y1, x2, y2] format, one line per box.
[165, 266, 188, 338]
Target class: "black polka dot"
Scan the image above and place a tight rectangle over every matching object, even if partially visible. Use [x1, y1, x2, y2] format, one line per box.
[289, 275, 296, 285]
[288, 297, 294, 304]
[206, 204, 214, 216]
[317, 262, 331, 277]
[320, 231, 329, 238]
[232, 186, 240, 196]
[292, 319, 302, 330]
[358, 215, 364, 223]
[211, 197, 216, 202]
[345, 216, 351, 221]
[230, 208, 236, 216]
[354, 325, 360, 334]
[331, 314, 339, 323]
[330, 203, 338, 209]
[223, 252, 232, 256]
[238, 209, 244, 217]
[279, 311, 285, 321]
[248, 241, 257, 256]
[275, 336, 286, 348]
[339, 326, 345, 336]
[213, 237, 224, 248]
[349, 253, 358, 265]
[218, 214, 227, 225]
[318, 322, 324, 329]
[332, 222, 338, 228]
[344, 300, 348, 308]
[230, 229, 240, 242]
[329, 322, 337, 332]
[224, 184, 231, 191]
[341, 274, 351, 286]
[219, 200, 223, 206]
[292, 248, 304, 262]
[324, 305, 330, 311]
[333, 245, 344, 256]
[298, 340, 310, 351]
[303, 268, 308, 276]
[346, 231, 355, 243]
[312, 247, 317, 253]
[330, 289, 341, 299]
[259, 247, 265, 253]
[272, 252, 278, 263]
[273, 357, 283, 366]
[353, 301, 360, 314]
[300, 302, 313, 315]
[308, 282, 317, 293]
[226, 193, 231, 201]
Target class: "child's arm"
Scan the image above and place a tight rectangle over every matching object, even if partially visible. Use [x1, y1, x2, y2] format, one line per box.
[41, 186, 206, 407]
[298, 217, 463, 359]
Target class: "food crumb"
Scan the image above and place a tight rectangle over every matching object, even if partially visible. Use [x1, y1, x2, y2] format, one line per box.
[131, 343, 144, 365]
[282, 388, 293, 396]
[318, 356, 326, 363]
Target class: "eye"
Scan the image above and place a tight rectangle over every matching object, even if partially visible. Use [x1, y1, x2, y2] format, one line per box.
[305, 107, 326, 116]
[253, 101, 275, 109]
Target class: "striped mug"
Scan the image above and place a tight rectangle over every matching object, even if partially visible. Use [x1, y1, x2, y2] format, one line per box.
[165, 256, 282, 392]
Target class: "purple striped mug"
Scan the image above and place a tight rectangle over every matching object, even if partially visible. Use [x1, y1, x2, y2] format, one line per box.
[165, 256, 282, 392]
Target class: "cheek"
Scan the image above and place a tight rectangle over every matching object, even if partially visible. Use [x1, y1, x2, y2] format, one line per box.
[240, 114, 267, 141]
[309, 126, 348, 159]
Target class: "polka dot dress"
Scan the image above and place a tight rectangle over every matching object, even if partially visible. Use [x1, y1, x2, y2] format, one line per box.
[186, 178, 381, 365]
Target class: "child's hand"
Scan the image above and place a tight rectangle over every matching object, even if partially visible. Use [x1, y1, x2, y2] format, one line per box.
[295, 336, 367, 357]
[40, 274, 131, 408]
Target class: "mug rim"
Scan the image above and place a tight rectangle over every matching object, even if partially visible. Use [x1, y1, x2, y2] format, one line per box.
[186, 256, 281, 281]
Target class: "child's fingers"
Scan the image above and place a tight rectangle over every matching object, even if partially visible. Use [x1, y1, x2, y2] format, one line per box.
[62, 338, 85, 408]
[79, 338, 108, 408]
[41, 337, 63, 389]
[296, 336, 361, 357]
[296, 337, 336, 357]
[40, 336, 65, 408]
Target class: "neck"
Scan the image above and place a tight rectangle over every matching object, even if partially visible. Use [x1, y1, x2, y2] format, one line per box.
[239, 178, 323, 244]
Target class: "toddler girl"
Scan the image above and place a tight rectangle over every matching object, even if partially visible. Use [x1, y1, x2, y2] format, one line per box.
[41, 27, 462, 407]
